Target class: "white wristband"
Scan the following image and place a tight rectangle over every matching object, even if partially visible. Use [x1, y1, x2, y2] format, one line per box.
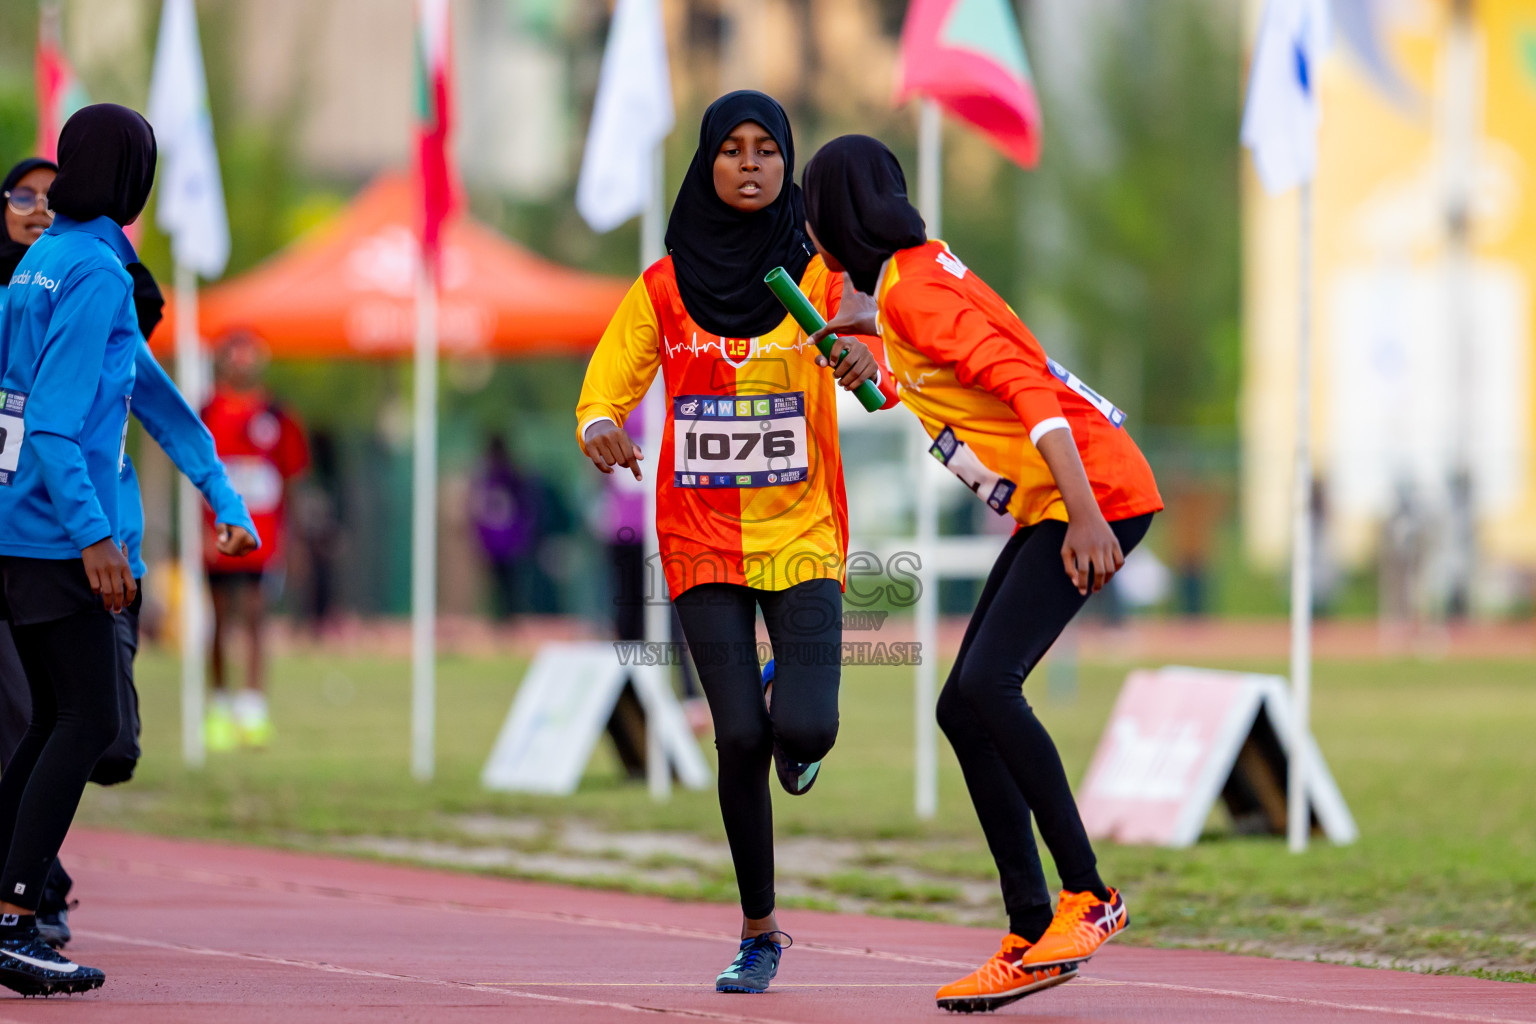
[1029, 417, 1070, 445]
[579, 415, 616, 445]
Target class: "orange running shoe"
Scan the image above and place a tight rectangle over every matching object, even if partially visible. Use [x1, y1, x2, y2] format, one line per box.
[935, 933, 1079, 1013]
[1020, 888, 1129, 969]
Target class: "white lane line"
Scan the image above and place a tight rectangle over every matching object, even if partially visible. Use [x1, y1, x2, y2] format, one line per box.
[1074, 977, 1536, 1024]
[71, 856, 969, 969]
[74, 856, 1536, 1024]
[77, 929, 802, 1024]
[474, 983, 941, 988]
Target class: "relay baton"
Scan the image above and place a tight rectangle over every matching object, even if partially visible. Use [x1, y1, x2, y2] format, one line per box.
[764, 266, 885, 413]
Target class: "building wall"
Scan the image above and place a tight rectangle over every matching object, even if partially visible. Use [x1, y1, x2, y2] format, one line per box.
[1242, 0, 1536, 595]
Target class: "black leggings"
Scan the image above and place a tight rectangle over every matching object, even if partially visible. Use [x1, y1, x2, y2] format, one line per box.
[0, 610, 121, 911]
[673, 578, 842, 919]
[937, 514, 1153, 938]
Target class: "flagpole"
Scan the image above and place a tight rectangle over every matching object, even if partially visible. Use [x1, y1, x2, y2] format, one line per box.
[411, 260, 439, 782]
[641, 140, 670, 802]
[913, 98, 942, 821]
[1287, 179, 1314, 853]
[175, 261, 207, 768]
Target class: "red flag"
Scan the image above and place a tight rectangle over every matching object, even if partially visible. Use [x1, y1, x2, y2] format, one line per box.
[414, 0, 459, 272]
[896, 0, 1043, 168]
[35, 9, 88, 161]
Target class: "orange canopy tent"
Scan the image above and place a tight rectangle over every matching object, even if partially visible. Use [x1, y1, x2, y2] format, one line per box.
[149, 174, 629, 358]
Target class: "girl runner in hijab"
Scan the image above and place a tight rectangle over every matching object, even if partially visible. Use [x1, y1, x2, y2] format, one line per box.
[1, 158, 59, 281]
[576, 91, 894, 995]
[803, 135, 1163, 1013]
[0, 157, 60, 756]
[0, 104, 161, 997]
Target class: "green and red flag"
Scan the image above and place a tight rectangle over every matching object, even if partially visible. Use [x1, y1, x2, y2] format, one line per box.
[414, 0, 459, 272]
[896, 0, 1042, 168]
[35, 12, 89, 160]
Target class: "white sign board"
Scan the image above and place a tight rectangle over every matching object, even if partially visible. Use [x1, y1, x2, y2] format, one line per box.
[1078, 666, 1356, 848]
[482, 642, 710, 795]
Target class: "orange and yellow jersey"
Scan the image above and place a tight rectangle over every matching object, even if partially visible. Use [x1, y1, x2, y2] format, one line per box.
[577, 255, 884, 598]
[876, 241, 1163, 526]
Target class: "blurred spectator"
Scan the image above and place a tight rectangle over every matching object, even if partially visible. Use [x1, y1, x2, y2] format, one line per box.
[471, 435, 537, 620]
[1379, 482, 1426, 627]
[202, 333, 310, 750]
[294, 429, 344, 636]
[1166, 478, 1226, 616]
[1310, 478, 1340, 617]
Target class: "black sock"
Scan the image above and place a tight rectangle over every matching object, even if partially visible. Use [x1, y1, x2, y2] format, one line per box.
[0, 914, 36, 939]
[1008, 904, 1054, 944]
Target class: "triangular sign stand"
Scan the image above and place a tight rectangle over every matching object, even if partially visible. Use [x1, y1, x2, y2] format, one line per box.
[482, 642, 711, 795]
[1077, 666, 1357, 848]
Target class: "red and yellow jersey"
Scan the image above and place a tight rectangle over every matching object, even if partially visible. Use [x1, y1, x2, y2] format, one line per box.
[877, 241, 1162, 526]
[576, 255, 885, 598]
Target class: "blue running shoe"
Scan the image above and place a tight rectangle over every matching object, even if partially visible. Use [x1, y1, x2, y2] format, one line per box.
[0, 927, 104, 996]
[762, 660, 822, 796]
[716, 931, 791, 993]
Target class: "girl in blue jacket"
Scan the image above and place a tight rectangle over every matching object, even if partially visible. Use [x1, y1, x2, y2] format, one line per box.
[0, 153, 259, 951]
[0, 104, 159, 997]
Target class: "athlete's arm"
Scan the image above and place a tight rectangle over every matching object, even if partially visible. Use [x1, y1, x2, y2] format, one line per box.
[25, 269, 120, 555]
[576, 278, 661, 479]
[1035, 429, 1122, 596]
[130, 341, 260, 556]
[884, 276, 1067, 433]
[888, 274, 1119, 594]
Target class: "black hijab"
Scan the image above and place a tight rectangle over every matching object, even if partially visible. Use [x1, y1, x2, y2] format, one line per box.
[802, 135, 928, 295]
[48, 103, 157, 228]
[664, 90, 813, 339]
[0, 157, 59, 281]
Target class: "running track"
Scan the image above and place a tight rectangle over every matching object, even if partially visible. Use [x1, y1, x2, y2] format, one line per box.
[6, 829, 1531, 1023]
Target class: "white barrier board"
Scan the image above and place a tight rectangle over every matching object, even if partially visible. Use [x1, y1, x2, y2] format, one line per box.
[1078, 666, 1356, 848]
[481, 641, 710, 795]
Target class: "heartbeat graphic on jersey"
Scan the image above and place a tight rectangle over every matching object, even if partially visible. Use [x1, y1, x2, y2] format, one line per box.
[664, 332, 809, 360]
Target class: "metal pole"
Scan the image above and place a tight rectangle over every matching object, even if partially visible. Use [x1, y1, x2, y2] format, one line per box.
[913, 99, 942, 819]
[175, 261, 206, 768]
[410, 262, 439, 781]
[641, 140, 670, 802]
[1287, 181, 1314, 853]
[918, 100, 942, 238]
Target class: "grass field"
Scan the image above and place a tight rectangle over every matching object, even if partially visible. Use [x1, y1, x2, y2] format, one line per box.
[74, 641, 1536, 982]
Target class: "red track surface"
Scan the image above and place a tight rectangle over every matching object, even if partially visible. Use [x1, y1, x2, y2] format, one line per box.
[5, 829, 1530, 1023]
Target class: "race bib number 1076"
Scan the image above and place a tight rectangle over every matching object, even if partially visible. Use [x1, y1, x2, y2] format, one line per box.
[673, 392, 809, 489]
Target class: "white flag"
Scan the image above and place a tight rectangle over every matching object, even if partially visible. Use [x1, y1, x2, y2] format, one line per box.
[576, 0, 674, 233]
[1241, 0, 1331, 195]
[147, 0, 230, 278]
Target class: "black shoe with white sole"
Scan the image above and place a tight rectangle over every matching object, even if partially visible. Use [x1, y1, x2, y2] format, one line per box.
[0, 930, 104, 997]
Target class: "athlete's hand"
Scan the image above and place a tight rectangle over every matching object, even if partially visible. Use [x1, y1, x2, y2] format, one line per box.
[216, 524, 258, 557]
[82, 537, 137, 613]
[1061, 515, 1124, 596]
[808, 282, 879, 349]
[584, 420, 645, 481]
[817, 337, 878, 391]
